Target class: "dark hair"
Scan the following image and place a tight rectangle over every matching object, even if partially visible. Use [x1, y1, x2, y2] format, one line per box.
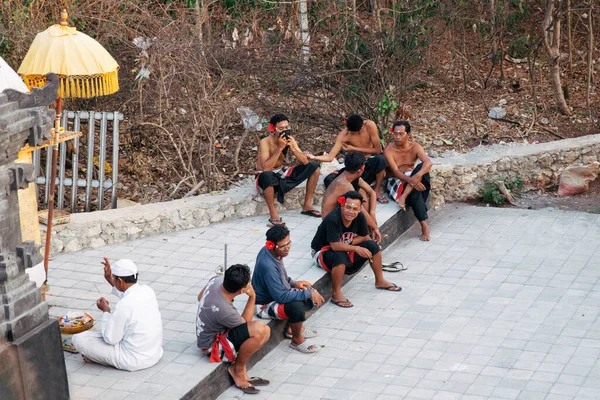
[266, 225, 290, 244]
[269, 113, 289, 127]
[343, 190, 364, 203]
[344, 151, 366, 173]
[393, 120, 411, 133]
[116, 274, 138, 284]
[346, 114, 364, 132]
[223, 264, 251, 293]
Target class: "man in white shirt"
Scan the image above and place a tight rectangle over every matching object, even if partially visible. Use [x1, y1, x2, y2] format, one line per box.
[71, 258, 163, 371]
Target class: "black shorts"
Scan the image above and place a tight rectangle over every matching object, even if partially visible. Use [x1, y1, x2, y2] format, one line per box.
[361, 154, 388, 184]
[227, 323, 250, 351]
[323, 154, 387, 188]
[256, 161, 320, 204]
[316, 240, 381, 275]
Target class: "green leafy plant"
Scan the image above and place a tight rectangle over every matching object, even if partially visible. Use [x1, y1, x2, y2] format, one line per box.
[482, 176, 523, 206]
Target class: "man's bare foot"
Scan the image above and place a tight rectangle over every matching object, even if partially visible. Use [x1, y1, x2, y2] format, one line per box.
[420, 225, 430, 241]
[396, 199, 406, 211]
[228, 363, 255, 391]
[375, 279, 402, 291]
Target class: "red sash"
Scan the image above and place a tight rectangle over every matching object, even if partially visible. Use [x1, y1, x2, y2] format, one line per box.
[209, 330, 235, 363]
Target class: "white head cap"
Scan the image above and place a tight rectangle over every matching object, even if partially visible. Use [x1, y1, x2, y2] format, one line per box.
[111, 259, 138, 277]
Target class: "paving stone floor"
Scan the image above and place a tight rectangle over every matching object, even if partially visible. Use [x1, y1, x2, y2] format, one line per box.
[218, 205, 600, 400]
[46, 202, 399, 399]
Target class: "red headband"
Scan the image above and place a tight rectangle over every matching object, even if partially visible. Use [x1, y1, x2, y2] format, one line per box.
[338, 196, 346, 206]
[266, 240, 275, 250]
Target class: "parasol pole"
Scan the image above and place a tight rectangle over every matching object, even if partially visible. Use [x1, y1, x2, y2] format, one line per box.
[42, 12, 68, 281]
[43, 99, 61, 282]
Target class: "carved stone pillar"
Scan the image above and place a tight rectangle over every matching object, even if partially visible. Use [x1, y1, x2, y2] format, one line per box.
[0, 74, 69, 400]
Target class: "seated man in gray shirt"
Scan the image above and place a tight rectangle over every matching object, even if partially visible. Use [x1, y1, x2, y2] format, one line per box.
[252, 225, 325, 354]
[196, 264, 270, 394]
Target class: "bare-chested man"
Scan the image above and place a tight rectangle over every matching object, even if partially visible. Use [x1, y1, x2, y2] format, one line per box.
[384, 121, 433, 241]
[257, 114, 321, 226]
[321, 152, 382, 243]
[308, 114, 388, 203]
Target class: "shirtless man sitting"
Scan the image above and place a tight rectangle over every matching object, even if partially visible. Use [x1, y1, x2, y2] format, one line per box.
[383, 121, 433, 241]
[308, 114, 388, 203]
[321, 151, 382, 243]
[257, 113, 321, 226]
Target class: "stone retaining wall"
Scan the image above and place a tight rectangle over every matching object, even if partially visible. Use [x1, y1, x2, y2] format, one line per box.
[45, 183, 324, 256]
[46, 134, 600, 255]
[430, 134, 600, 206]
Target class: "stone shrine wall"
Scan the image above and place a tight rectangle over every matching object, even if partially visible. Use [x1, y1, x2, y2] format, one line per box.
[47, 134, 600, 255]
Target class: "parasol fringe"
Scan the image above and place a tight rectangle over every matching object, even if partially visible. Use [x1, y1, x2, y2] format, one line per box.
[22, 70, 119, 99]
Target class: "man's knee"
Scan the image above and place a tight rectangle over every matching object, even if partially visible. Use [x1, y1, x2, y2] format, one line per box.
[258, 172, 277, 191]
[308, 161, 320, 176]
[360, 240, 381, 256]
[285, 301, 308, 323]
[248, 320, 270, 341]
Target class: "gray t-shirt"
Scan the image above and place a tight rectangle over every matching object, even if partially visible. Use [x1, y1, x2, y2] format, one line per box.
[196, 276, 245, 349]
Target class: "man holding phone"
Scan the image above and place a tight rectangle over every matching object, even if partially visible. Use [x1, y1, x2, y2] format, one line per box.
[256, 113, 321, 226]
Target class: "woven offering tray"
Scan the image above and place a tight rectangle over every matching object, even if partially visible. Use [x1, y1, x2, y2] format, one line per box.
[58, 312, 94, 334]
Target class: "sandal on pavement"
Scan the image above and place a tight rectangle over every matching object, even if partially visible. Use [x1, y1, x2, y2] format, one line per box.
[330, 298, 353, 308]
[376, 284, 402, 292]
[247, 377, 270, 386]
[285, 327, 318, 339]
[376, 196, 389, 204]
[300, 209, 322, 218]
[267, 218, 286, 227]
[227, 365, 260, 394]
[382, 261, 407, 272]
[290, 340, 320, 354]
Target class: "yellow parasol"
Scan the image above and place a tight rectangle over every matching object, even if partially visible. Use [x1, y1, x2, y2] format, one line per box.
[18, 9, 119, 282]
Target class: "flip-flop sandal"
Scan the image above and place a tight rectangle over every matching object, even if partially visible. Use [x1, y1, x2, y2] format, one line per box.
[228, 365, 261, 394]
[285, 327, 318, 339]
[289, 340, 320, 354]
[376, 197, 390, 204]
[267, 218, 286, 227]
[300, 209, 322, 218]
[382, 261, 407, 272]
[248, 377, 270, 386]
[330, 298, 353, 308]
[376, 284, 402, 292]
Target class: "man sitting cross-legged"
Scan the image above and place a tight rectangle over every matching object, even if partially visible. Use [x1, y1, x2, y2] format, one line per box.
[310, 190, 401, 308]
[321, 151, 382, 243]
[256, 113, 321, 226]
[383, 120, 433, 241]
[252, 225, 325, 354]
[71, 258, 163, 371]
[308, 114, 388, 203]
[196, 264, 271, 394]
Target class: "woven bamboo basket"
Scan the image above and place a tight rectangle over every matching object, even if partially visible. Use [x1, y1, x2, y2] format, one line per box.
[58, 312, 94, 334]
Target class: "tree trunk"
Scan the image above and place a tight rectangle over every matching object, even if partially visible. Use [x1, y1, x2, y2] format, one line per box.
[567, 0, 573, 75]
[298, 0, 310, 62]
[542, 0, 571, 115]
[586, 1, 593, 116]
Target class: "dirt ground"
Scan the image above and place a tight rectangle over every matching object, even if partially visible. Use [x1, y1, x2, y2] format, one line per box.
[510, 179, 600, 214]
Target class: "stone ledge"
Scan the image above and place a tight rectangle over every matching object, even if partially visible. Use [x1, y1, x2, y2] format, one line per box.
[45, 180, 325, 257]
